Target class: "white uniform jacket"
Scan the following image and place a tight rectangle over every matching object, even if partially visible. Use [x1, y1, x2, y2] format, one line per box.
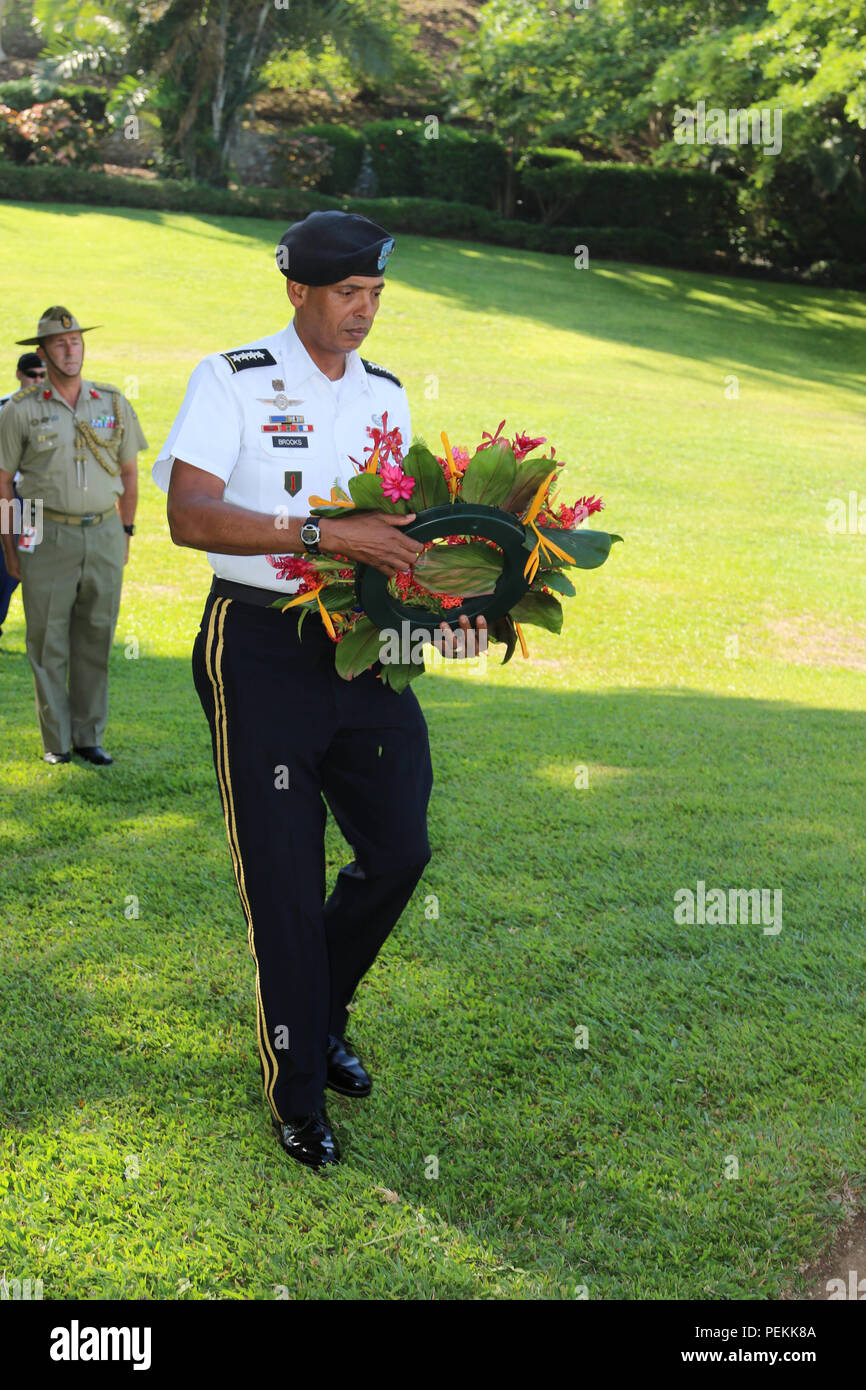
[153, 319, 411, 594]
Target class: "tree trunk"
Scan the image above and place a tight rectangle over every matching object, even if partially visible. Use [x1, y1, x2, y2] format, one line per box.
[503, 141, 516, 219]
[211, 0, 229, 149]
[218, 0, 271, 178]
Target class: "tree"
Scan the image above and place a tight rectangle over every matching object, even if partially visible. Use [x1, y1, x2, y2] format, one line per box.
[131, 0, 412, 183]
[451, 1, 577, 215]
[31, 0, 414, 183]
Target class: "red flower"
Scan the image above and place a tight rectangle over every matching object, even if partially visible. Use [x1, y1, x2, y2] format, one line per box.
[380, 463, 415, 502]
[478, 419, 507, 450]
[537, 496, 604, 529]
[266, 553, 319, 588]
[435, 446, 470, 485]
[572, 495, 604, 523]
[511, 430, 547, 463]
[353, 410, 404, 473]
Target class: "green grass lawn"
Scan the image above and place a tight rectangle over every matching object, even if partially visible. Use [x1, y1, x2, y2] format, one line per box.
[0, 204, 864, 1300]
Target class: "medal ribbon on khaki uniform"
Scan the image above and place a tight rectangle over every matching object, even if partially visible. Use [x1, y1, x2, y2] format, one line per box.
[73, 389, 124, 487]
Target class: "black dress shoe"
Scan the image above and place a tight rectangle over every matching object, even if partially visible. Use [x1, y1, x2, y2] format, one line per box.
[73, 745, 113, 765]
[326, 1034, 372, 1098]
[274, 1107, 340, 1170]
[42, 751, 71, 764]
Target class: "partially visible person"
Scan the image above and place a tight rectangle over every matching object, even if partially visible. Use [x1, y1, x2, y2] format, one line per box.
[0, 308, 147, 763]
[0, 353, 46, 638]
[0, 351, 46, 409]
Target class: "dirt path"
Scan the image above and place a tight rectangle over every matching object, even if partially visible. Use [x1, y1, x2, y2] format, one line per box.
[787, 1210, 866, 1300]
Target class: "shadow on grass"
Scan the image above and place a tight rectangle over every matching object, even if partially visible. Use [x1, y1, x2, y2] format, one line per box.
[1, 648, 863, 1293]
[1, 645, 862, 1061]
[8, 204, 865, 399]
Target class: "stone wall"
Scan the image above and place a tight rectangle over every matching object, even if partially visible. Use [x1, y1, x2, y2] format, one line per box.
[228, 127, 281, 188]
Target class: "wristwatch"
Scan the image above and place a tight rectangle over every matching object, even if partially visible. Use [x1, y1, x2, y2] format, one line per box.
[300, 516, 321, 555]
[123, 524, 135, 536]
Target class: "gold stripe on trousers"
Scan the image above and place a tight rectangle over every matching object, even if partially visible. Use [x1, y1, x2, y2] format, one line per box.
[204, 597, 283, 1123]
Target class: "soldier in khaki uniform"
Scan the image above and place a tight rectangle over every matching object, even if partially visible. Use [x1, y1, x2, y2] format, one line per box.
[0, 307, 147, 764]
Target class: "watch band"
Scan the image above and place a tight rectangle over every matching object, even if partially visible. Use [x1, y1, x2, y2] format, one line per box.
[300, 516, 321, 555]
[123, 523, 135, 536]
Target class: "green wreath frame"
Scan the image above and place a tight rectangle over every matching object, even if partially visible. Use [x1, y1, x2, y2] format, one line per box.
[356, 502, 531, 633]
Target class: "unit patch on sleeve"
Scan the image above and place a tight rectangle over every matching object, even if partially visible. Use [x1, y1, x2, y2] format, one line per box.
[220, 348, 278, 373]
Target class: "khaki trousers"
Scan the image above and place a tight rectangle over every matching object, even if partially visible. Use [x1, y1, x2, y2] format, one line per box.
[18, 512, 125, 753]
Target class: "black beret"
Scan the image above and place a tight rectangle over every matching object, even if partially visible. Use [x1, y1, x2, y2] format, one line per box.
[276, 210, 396, 285]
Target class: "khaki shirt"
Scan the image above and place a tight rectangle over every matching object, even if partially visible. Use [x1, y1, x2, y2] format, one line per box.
[0, 377, 147, 514]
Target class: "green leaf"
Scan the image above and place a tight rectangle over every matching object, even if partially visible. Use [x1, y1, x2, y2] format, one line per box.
[348, 472, 394, 511]
[402, 441, 450, 509]
[533, 568, 576, 597]
[413, 540, 504, 596]
[310, 503, 357, 519]
[530, 528, 622, 569]
[490, 613, 518, 664]
[502, 457, 560, 514]
[460, 440, 517, 506]
[334, 618, 385, 680]
[317, 582, 356, 613]
[380, 659, 426, 692]
[509, 590, 563, 633]
[311, 484, 353, 518]
[311, 558, 353, 573]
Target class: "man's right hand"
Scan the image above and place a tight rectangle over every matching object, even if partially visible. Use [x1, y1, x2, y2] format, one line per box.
[321, 511, 424, 578]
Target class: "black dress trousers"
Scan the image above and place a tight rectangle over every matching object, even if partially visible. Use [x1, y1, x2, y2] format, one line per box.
[192, 585, 433, 1121]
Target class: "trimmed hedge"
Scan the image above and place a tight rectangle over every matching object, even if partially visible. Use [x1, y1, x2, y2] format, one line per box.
[0, 161, 294, 215]
[0, 162, 861, 288]
[294, 123, 365, 195]
[363, 119, 508, 209]
[0, 81, 108, 122]
[0, 79, 36, 110]
[519, 148, 738, 251]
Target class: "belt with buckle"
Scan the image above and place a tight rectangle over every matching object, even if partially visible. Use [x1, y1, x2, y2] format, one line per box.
[211, 576, 299, 609]
[42, 506, 117, 527]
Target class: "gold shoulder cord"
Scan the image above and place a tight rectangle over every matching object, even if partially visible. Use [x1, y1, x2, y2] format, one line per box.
[73, 389, 123, 481]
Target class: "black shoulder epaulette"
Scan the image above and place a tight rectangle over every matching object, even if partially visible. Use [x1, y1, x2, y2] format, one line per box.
[220, 347, 278, 374]
[361, 358, 402, 388]
[10, 382, 39, 404]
